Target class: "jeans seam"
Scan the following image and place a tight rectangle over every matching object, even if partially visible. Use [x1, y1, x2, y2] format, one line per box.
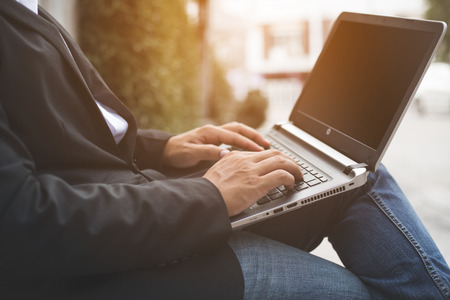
[368, 188, 450, 300]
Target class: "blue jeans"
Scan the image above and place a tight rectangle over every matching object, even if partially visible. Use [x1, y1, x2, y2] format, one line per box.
[229, 165, 450, 299]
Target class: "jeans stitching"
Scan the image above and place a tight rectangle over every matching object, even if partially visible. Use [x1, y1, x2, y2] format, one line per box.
[368, 188, 449, 299]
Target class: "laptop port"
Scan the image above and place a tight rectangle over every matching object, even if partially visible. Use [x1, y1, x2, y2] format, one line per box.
[287, 203, 298, 209]
[273, 207, 283, 214]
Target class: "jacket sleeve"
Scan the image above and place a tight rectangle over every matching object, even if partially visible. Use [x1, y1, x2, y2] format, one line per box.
[0, 102, 232, 281]
[133, 128, 172, 171]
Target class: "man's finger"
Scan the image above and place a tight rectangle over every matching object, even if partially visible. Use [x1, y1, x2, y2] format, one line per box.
[221, 122, 271, 149]
[190, 144, 230, 161]
[255, 155, 303, 181]
[199, 126, 265, 151]
[242, 149, 300, 166]
[260, 170, 297, 190]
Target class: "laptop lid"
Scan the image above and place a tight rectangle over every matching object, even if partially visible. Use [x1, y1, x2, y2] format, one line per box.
[289, 12, 446, 172]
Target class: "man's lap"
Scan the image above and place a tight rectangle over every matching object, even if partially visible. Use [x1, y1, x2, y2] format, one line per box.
[228, 230, 370, 299]
[234, 164, 450, 299]
[2, 246, 243, 299]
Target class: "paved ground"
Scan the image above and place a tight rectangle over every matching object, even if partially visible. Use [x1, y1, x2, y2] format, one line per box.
[264, 102, 450, 266]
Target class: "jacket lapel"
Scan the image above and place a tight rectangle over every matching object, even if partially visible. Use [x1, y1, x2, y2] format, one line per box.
[0, 0, 138, 164]
[37, 7, 139, 164]
[0, 1, 80, 77]
[41, 9, 139, 162]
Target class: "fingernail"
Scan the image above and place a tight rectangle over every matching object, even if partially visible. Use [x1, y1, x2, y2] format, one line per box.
[220, 149, 230, 158]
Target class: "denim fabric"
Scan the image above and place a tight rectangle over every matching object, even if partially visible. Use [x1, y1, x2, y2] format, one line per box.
[229, 164, 450, 299]
[229, 231, 371, 299]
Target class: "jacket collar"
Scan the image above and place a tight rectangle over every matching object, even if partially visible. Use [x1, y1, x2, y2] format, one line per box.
[1, 1, 81, 75]
[15, 0, 38, 14]
[0, 0, 138, 164]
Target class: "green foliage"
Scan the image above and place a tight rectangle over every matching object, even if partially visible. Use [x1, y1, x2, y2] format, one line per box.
[235, 90, 268, 129]
[206, 57, 236, 125]
[425, 0, 450, 63]
[78, 0, 201, 133]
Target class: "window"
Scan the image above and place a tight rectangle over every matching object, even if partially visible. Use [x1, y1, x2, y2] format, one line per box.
[264, 22, 309, 60]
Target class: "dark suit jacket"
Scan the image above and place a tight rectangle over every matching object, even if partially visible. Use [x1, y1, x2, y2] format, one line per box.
[0, 1, 243, 298]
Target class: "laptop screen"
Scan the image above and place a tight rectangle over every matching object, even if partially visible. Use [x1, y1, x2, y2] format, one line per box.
[290, 12, 446, 171]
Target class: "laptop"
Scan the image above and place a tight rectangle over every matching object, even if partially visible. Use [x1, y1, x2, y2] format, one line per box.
[229, 12, 446, 229]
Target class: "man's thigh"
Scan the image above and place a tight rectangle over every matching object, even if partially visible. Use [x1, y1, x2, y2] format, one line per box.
[1, 246, 243, 299]
[229, 230, 370, 300]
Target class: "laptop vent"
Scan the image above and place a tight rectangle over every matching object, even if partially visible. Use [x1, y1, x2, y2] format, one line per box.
[300, 186, 346, 206]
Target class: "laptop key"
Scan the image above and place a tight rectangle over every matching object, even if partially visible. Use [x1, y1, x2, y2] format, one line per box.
[268, 138, 328, 188]
[304, 166, 314, 172]
[278, 185, 288, 194]
[267, 188, 280, 196]
[257, 196, 271, 205]
[294, 182, 309, 191]
[307, 179, 322, 186]
[268, 191, 284, 200]
[302, 173, 316, 182]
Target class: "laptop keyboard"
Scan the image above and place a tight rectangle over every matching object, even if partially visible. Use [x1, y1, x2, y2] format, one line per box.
[256, 139, 329, 206]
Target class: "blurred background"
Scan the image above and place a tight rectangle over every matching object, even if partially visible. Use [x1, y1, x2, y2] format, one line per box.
[40, 0, 449, 265]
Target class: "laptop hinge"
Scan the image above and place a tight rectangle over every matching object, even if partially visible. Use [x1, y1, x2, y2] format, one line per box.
[343, 163, 368, 175]
[275, 122, 361, 171]
[273, 122, 284, 130]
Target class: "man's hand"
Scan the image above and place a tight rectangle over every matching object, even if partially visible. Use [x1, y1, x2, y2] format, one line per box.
[163, 122, 270, 168]
[163, 122, 302, 216]
[203, 149, 303, 216]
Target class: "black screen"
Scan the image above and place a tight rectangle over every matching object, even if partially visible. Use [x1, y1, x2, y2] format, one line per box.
[295, 21, 435, 150]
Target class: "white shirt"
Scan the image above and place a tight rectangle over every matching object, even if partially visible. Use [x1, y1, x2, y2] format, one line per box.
[16, 0, 37, 14]
[17, 0, 129, 144]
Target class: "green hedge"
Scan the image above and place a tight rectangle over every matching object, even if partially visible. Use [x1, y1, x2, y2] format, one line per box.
[78, 0, 201, 133]
[426, 0, 450, 63]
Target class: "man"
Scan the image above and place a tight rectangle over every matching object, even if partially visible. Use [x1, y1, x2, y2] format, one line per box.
[1, 1, 449, 299]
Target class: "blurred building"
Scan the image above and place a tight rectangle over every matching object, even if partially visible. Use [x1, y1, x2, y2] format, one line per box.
[39, 0, 429, 125]
[209, 0, 426, 125]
